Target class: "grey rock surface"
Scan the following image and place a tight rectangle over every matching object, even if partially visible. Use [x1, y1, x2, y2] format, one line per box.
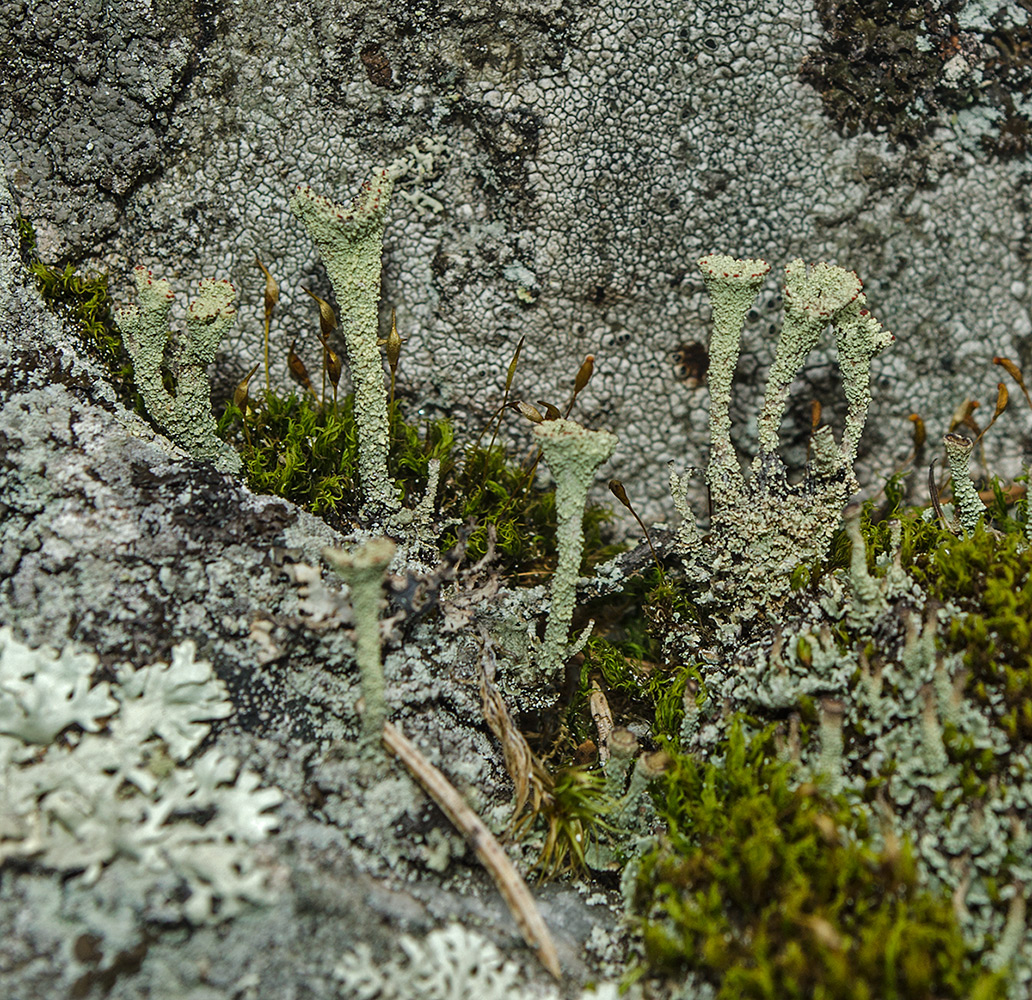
[0, 169, 618, 997]
[4, 0, 1031, 524]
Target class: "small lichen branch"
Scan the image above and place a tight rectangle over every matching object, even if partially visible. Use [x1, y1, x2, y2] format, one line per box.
[289, 169, 400, 521]
[322, 536, 396, 751]
[534, 418, 618, 680]
[116, 266, 242, 473]
[943, 432, 987, 533]
[699, 254, 771, 510]
[676, 255, 893, 617]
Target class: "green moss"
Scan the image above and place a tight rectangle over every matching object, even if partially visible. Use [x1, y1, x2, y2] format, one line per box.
[571, 564, 706, 747]
[15, 215, 138, 403]
[632, 721, 1005, 999]
[524, 763, 614, 877]
[219, 388, 616, 578]
[437, 439, 618, 581]
[852, 488, 1032, 748]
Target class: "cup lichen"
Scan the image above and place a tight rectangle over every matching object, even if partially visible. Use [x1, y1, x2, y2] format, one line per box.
[675, 255, 893, 619]
[289, 170, 400, 522]
[533, 417, 618, 681]
[116, 266, 242, 473]
[323, 536, 397, 752]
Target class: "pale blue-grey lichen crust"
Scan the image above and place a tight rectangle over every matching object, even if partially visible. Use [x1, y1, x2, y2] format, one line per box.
[18, 0, 1032, 525]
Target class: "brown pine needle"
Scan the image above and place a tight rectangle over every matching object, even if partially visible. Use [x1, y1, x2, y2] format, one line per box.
[476, 637, 541, 821]
[382, 721, 562, 980]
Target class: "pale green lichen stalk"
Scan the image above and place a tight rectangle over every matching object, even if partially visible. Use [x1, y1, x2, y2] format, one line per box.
[677, 256, 893, 618]
[116, 267, 242, 473]
[758, 260, 853, 453]
[323, 537, 397, 751]
[289, 170, 399, 520]
[943, 432, 987, 533]
[698, 254, 771, 509]
[533, 418, 617, 679]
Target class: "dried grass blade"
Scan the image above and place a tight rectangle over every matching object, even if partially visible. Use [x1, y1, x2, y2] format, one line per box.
[382, 721, 562, 980]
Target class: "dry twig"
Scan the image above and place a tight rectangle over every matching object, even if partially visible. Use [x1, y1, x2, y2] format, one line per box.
[381, 721, 562, 980]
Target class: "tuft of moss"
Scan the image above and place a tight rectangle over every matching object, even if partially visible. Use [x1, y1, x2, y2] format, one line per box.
[521, 763, 614, 878]
[15, 216, 136, 398]
[219, 388, 616, 578]
[632, 721, 1005, 1000]
[799, 1, 1032, 159]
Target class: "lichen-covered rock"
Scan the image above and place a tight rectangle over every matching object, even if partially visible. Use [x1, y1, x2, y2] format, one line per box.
[0, 176, 617, 998]
[5, 0, 1031, 525]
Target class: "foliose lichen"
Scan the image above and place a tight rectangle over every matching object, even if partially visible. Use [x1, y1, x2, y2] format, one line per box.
[0, 629, 282, 926]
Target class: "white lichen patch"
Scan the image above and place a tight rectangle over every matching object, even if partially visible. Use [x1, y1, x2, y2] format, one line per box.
[0, 629, 282, 924]
[335, 923, 625, 1000]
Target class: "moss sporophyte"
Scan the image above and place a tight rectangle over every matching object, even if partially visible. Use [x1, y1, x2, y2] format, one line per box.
[23, 166, 1032, 993]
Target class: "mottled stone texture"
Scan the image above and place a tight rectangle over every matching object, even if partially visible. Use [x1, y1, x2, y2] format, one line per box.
[3, 0, 1031, 520]
[0, 175, 610, 999]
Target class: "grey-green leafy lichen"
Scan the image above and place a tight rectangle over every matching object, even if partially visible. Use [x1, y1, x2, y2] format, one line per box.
[116, 266, 242, 473]
[336, 924, 623, 1000]
[0, 629, 282, 924]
